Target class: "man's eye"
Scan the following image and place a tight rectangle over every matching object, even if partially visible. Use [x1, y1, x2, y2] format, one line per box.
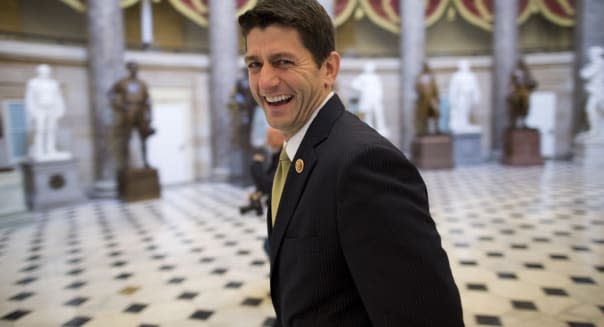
[275, 60, 293, 67]
[248, 62, 261, 70]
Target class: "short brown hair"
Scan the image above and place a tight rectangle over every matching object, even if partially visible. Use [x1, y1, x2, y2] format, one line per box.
[238, 0, 335, 68]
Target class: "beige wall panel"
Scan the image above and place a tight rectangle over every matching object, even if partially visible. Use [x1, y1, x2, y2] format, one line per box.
[124, 1, 186, 49]
[336, 13, 572, 58]
[124, 3, 142, 48]
[153, 1, 185, 49]
[519, 15, 574, 53]
[337, 17, 400, 57]
[427, 17, 492, 56]
[0, 0, 20, 32]
[20, 0, 85, 42]
[182, 17, 209, 52]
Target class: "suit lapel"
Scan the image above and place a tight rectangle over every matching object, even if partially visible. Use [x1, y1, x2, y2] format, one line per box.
[268, 95, 345, 267]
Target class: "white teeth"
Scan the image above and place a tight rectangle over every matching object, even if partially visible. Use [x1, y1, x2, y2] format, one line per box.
[265, 95, 292, 103]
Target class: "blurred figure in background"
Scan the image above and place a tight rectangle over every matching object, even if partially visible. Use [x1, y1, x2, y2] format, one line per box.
[448, 60, 481, 133]
[350, 62, 389, 137]
[108, 61, 155, 170]
[415, 62, 441, 135]
[507, 58, 538, 129]
[579, 46, 604, 140]
[240, 127, 284, 216]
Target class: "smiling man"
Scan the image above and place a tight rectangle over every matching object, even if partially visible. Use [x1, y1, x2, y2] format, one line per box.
[239, 1, 464, 326]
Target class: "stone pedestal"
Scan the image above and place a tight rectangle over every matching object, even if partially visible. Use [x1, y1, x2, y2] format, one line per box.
[0, 168, 27, 216]
[502, 128, 543, 166]
[118, 168, 160, 202]
[22, 159, 86, 210]
[573, 137, 604, 166]
[453, 132, 483, 166]
[412, 134, 454, 169]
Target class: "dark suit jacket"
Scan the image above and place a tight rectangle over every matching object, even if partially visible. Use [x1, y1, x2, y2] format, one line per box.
[251, 149, 280, 195]
[268, 95, 464, 327]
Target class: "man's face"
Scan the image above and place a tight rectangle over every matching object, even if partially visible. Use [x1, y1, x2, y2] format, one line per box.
[245, 25, 339, 139]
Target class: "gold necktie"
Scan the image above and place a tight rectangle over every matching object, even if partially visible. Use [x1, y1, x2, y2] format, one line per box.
[271, 148, 291, 225]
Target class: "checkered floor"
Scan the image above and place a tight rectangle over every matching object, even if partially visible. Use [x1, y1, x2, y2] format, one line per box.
[0, 159, 603, 326]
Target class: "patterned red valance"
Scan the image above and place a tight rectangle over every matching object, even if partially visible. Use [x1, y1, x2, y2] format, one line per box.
[60, 0, 257, 26]
[60, 0, 141, 11]
[59, 0, 575, 32]
[335, 0, 358, 27]
[452, 0, 574, 31]
[359, 0, 574, 33]
[165, 0, 257, 26]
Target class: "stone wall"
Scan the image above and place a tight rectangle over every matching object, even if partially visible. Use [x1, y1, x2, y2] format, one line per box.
[337, 53, 574, 159]
[0, 40, 575, 191]
[0, 40, 213, 191]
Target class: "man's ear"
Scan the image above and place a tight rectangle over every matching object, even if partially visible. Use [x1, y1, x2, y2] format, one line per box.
[323, 51, 340, 89]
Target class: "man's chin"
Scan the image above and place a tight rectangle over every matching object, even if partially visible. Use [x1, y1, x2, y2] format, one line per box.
[266, 121, 289, 135]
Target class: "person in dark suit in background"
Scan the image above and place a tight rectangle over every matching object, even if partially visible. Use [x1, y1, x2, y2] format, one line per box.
[240, 127, 284, 216]
[239, 1, 464, 326]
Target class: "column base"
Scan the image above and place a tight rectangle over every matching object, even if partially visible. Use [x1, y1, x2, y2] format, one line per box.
[573, 137, 604, 166]
[89, 179, 119, 199]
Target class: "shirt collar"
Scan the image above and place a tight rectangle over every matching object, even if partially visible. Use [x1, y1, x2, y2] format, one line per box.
[283, 91, 334, 161]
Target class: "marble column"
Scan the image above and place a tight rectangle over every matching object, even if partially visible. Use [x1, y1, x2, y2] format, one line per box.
[573, 0, 604, 135]
[399, 0, 425, 154]
[490, 0, 518, 158]
[86, 0, 125, 198]
[318, 0, 335, 18]
[209, 0, 239, 182]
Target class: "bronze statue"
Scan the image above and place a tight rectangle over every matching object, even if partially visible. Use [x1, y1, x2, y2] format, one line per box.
[415, 62, 440, 135]
[108, 62, 155, 170]
[507, 58, 538, 129]
[229, 68, 257, 148]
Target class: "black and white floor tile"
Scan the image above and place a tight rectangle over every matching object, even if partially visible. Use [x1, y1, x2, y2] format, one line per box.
[0, 160, 602, 326]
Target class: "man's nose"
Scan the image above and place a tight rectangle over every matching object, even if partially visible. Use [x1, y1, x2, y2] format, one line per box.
[258, 66, 279, 90]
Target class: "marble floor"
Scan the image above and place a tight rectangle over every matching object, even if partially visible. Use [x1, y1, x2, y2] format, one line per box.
[0, 159, 603, 327]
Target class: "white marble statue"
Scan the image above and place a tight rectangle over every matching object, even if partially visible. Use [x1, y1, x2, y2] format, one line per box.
[25, 64, 71, 161]
[448, 60, 481, 133]
[351, 62, 389, 137]
[578, 46, 604, 141]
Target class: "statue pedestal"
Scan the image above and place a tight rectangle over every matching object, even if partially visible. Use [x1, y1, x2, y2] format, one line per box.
[0, 168, 27, 216]
[452, 132, 483, 165]
[22, 159, 86, 210]
[118, 168, 161, 202]
[412, 134, 453, 169]
[573, 137, 604, 166]
[502, 128, 543, 166]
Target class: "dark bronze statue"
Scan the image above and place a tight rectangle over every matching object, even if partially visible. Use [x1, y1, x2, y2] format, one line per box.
[109, 62, 155, 170]
[229, 69, 257, 148]
[415, 62, 440, 135]
[507, 58, 538, 129]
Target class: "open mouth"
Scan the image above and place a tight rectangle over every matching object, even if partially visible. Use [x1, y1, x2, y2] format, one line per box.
[265, 95, 293, 106]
